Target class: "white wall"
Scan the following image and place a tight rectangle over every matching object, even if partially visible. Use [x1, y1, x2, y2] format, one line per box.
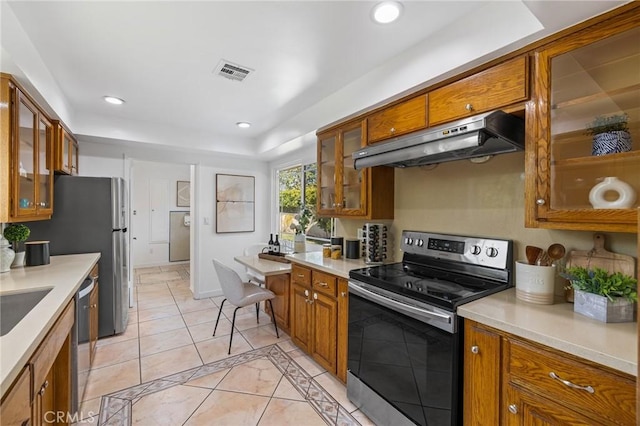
[131, 161, 190, 267]
[192, 163, 271, 299]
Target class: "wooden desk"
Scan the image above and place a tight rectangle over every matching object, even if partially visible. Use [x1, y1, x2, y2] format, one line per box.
[234, 255, 291, 334]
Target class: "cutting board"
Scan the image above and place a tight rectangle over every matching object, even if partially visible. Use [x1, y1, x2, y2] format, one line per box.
[565, 233, 636, 278]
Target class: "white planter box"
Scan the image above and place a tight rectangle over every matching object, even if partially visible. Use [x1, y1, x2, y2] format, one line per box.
[573, 289, 635, 323]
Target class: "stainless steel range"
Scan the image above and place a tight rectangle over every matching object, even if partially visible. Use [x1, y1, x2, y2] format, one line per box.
[347, 230, 513, 426]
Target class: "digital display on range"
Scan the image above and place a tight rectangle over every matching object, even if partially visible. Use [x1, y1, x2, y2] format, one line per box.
[428, 238, 465, 254]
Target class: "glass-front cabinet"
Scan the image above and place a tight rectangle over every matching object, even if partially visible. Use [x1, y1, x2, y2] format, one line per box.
[317, 120, 367, 217]
[54, 122, 79, 175]
[317, 119, 394, 219]
[1, 74, 54, 222]
[527, 12, 640, 232]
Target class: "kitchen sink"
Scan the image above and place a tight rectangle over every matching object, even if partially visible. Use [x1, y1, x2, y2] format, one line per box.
[0, 288, 53, 336]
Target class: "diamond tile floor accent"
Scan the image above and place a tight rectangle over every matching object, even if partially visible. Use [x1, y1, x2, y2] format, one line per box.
[76, 263, 375, 425]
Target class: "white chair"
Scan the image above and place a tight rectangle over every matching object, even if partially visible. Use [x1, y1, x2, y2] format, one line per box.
[243, 243, 268, 286]
[212, 259, 279, 354]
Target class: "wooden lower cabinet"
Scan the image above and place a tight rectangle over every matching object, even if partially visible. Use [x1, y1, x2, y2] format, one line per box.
[264, 273, 290, 334]
[463, 320, 501, 426]
[464, 320, 636, 426]
[0, 365, 31, 426]
[1, 300, 74, 426]
[289, 263, 348, 381]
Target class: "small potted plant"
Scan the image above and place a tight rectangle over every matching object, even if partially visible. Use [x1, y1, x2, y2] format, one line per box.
[561, 266, 637, 323]
[289, 205, 313, 253]
[586, 113, 632, 156]
[3, 223, 30, 268]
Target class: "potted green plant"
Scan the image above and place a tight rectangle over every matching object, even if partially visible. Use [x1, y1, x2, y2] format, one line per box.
[3, 223, 30, 268]
[561, 266, 637, 323]
[586, 113, 632, 156]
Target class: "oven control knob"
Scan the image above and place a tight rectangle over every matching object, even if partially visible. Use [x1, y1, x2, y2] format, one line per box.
[471, 245, 482, 255]
[405, 238, 414, 245]
[405, 282, 413, 289]
[486, 247, 499, 257]
[416, 239, 424, 247]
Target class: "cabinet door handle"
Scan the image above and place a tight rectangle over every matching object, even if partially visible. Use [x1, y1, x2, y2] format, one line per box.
[536, 198, 546, 205]
[465, 103, 473, 111]
[508, 404, 518, 414]
[341, 291, 347, 297]
[471, 345, 479, 354]
[304, 289, 309, 297]
[313, 293, 318, 300]
[316, 282, 329, 288]
[297, 274, 305, 278]
[549, 372, 595, 394]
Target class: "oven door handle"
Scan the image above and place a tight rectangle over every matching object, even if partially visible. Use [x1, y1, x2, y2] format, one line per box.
[349, 282, 452, 325]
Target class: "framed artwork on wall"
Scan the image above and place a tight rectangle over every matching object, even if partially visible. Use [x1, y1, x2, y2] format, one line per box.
[177, 181, 190, 207]
[216, 174, 255, 233]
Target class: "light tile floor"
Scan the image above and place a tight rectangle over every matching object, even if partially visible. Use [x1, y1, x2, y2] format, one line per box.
[77, 263, 374, 426]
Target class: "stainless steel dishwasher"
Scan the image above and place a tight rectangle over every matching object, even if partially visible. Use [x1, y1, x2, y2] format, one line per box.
[72, 276, 95, 413]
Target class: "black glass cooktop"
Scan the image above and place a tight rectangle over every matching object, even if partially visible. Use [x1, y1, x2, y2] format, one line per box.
[349, 261, 509, 310]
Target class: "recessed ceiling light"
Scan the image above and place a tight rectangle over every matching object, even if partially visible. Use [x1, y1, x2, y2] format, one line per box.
[372, 1, 403, 24]
[103, 96, 125, 105]
[236, 121, 251, 128]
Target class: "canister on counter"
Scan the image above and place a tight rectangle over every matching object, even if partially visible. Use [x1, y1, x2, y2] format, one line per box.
[330, 237, 343, 259]
[322, 244, 331, 258]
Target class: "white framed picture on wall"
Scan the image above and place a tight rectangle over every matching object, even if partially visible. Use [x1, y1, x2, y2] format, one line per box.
[215, 174, 255, 233]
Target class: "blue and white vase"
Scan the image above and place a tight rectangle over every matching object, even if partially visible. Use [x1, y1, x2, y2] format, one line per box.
[592, 131, 632, 156]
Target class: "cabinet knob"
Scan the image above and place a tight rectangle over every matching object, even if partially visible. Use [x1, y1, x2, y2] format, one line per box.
[313, 292, 318, 300]
[304, 289, 309, 297]
[341, 291, 347, 297]
[536, 198, 546, 205]
[390, 127, 396, 134]
[508, 404, 518, 414]
[471, 345, 479, 354]
[465, 103, 474, 112]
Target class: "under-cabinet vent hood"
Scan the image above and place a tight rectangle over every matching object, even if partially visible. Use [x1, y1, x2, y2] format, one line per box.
[352, 110, 525, 169]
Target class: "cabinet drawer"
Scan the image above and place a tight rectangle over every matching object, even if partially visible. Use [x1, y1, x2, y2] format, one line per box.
[312, 271, 337, 297]
[507, 338, 635, 425]
[429, 56, 528, 126]
[291, 264, 311, 286]
[367, 94, 427, 143]
[31, 300, 74, 397]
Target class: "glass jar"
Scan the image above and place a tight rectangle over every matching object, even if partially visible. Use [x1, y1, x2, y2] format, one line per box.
[322, 244, 331, 258]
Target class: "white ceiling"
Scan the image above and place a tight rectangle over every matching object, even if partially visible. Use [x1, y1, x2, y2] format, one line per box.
[1, 1, 629, 160]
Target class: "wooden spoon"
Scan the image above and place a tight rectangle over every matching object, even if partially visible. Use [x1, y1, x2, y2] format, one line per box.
[525, 246, 543, 265]
[547, 243, 566, 263]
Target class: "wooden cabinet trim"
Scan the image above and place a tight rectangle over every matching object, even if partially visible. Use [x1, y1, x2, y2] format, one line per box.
[0, 365, 31, 426]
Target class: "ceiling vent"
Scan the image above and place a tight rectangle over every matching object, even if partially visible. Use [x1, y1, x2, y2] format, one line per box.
[214, 59, 254, 82]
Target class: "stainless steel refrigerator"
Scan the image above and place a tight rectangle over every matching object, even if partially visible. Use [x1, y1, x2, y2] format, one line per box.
[28, 175, 129, 337]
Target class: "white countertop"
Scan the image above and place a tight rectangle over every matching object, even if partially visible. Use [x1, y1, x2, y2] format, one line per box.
[286, 252, 369, 279]
[234, 255, 292, 276]
[0, 253, 100, 395]
[458, 288, 637, 376]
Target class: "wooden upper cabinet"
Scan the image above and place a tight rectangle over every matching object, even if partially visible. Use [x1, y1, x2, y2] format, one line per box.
[367, 94, 427, 144]
[525, 9, 640, 232]
[53, 121, 78, 175]
[429, 56, 529, 126]
[317, 120, 394, 219]
[0, 74, 54, 222]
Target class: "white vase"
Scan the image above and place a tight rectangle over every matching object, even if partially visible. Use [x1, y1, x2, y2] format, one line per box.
[588, 176, 636, 209]
[11, 251, 25, 268]
[0, 238, 15, 273]
[294, 234, 306, 253]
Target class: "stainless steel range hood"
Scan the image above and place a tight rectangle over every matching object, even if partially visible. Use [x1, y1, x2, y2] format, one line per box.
[353, 110, 524, 169]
